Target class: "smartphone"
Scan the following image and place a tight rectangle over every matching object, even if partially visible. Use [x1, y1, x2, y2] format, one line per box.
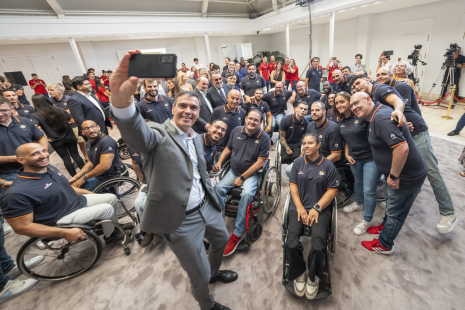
[332, 57, 337, 60]
[128, 54, 177, 78]
[383, 50, 394, 56]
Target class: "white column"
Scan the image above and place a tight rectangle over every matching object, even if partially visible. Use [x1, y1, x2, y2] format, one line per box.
[329, 11, 335, 58]
[68, 37, 86, 74]
[204, 33, 212, 65]
[286, 23, 290, 58]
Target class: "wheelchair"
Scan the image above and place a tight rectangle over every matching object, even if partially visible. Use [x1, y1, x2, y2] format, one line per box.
[117, 138, 131, 160]
[282, 193, 337, 299]
[219, 159, 281, 250]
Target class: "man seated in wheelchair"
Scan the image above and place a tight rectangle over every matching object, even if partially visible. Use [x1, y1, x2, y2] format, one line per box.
[279, 102, 310, 164]
[212, 110, 270, 256]
[287, 133, 339, 299]
[68, 120, 122, 190]
[1, 143, 124, 244]
[202, 119, 227, 171]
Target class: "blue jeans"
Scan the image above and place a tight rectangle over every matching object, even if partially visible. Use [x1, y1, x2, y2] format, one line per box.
[214, 170, 258, 237]
[349, 160, 382, 222]
[455, 113, 465, 132]
[379, 184, 422, 249]
[285, 80, 291, 90]
[271, 114, 285, 133]
[0, 217, 15, 290]
[412, 130, 454, 216]
[265, 80, 270, 92]
[81, 177, 102, 191]
[0, 172, 18, 197]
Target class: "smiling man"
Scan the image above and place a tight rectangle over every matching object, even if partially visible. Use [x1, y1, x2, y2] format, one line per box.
[136, 78, 173, 124]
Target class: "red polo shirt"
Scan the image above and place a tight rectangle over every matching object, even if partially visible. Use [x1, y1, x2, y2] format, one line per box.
[259, 62, 269, 81]
[268, 62, 277, 74]
[283, 64, 292, 81]
[100, 75, 109, 86]
[327, 66, 340, 83]
[291, 66, 299, 81]
[28, 79, 47, 94]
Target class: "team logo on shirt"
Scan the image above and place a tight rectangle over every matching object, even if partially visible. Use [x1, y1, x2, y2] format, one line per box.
[108, 147, 113, 151]
[237, 136, 242, 139]
[298, 171, 304, 175]
[57, 172, 63, 176]
[319, 135, 323, 140]
[255, 140, 259, 144]
[165, 103, 169, 107]
[369, 127, 372, 133]
[354, 120, 359, 126]
[319, 171, 325, 178]
[301, 127, 304, 130]
[95, 147, 98, 151]
[390, 134, 398, 140]
[20, 125, 26, 130]
[223, 117, 228, 121]
[289, 126, 293, 129]
[238, 117, 241, 120]
[341, 124, 345, 127]
[147, 109, 153, 112]
[256, 81, 260, 84]
[335, 143, 339, 148]
[133, 153, 139, 156]
[24, 110, 30, 114]
[44, 183, 52, 189]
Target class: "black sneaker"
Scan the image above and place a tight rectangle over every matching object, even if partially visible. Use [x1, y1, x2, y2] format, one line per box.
[447, 130, 460, 136]
[104, 229, 126, 244]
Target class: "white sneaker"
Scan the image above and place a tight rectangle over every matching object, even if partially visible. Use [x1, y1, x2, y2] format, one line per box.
[379, 201, 386, 208]
[354, 220, 371, 235]
[2, 222, 13, 236]
[436, 214, 458, 233]
[0, 279, 39, 304]
[293, 272, 306, 297]
[5, 256, 45, 280]
[343, 202, 364, 213]
[35, 240, 55, 250]
[305, 276, 319, 299]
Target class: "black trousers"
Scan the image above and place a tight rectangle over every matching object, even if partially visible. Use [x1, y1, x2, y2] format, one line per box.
[51, 139, 85, 176]
[441, 70, 461, 102]
[286, 208, 331, 282]
[281, 145, 301, 164]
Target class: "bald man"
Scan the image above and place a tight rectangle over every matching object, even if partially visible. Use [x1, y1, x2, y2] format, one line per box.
[289, 81, 321, 112]
[68, 120, 122, 190]
[349, 92, 427, 254]
[193, 77, 214, 134]
[331, 69, 353, 93]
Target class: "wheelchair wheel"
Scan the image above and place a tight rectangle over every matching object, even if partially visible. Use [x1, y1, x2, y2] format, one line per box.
[118, 145, 130, 160]
[250, 222, 263, 242]
[261, 166, 281, 215]
[123, 163, 138, 180]
[330, 198, 337, 257]
[17, 229, 102, 281]
[92, 177, 140, 219]
[336, 166, 355, 208]
[275, 140, 282, 177]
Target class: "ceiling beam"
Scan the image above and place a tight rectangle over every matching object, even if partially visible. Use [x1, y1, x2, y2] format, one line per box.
[201, 0, 209, 18]
[271, 0, 278, 10]
[46, 0, 66, 19]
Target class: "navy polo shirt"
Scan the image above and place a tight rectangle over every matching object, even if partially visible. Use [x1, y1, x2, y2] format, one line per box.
[293, 89, 321, 108]
[333, 74, 353, 93]
[202, 132, 217, 167]
[10, 84, 30, 105]
[262, 90, 293, 116]
[366, 104, 427, 189]
[242, 98, 270, 115]
[279, 114, 310, 148]
[15, 103, 35, 119]
[372, 84, 427, 137]
[338, 113, 373, 162]
[127, 145, 146, 184]
[306, 66, 323, 91]
[240, 74, 266, 97]
[1, 165, 87, 226]
[136, 94, 173, 124]
[289, 154, 339, 211]
[51, 94, 76, 129]
[209, 105, 246, 152]
[326, 108, 337, 123]
[0, 116, 44, 174]
[306, 118, 343, 158]
[388, 79, 422, 116]
[86, 133, 121, 178]
[227, 126, 270, 176]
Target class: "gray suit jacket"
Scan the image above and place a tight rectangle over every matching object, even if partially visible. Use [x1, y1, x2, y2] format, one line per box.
[206, 86, 227, 109]
[111, 111, 221, 234]
[192, 87, 212, 134]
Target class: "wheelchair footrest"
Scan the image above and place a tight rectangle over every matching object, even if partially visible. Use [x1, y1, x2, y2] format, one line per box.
[236, 239, 249, 251]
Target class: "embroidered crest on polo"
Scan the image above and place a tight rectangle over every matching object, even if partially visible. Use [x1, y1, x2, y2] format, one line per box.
[44, 183, 52, 189]
[165, 103, 169, 107]
[255, 140, 259, 144]
[57, 172, 63, 176]
[298, 171, 304, 174]
[20, 125, 26, 130]
[335, 143, 339, 148]
[147, 109, 153, 112]
[237, 136, 242, 139]
[108, 147, 113, 150]
[354, 120, 359, 126]
[319, 171, 325, 178]
[319, 135, 323, 139]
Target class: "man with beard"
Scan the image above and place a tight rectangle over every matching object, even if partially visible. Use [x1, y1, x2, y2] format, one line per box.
[221, 61, 240, 89]
[1, 89, 35, 120]
[241, 64, 266, 100]
[305, 57, 323, 92]
[262, 82, 293, 134]
[331, 70, 354, 93]
[207, 73, 228, 109]
[136, 79, 173, 124]
[259, 56, 270, 92]
[289, 81, 321, 113]
[68, 120, 121, 191]
[376, 67, 458, 233]
[320, 81, 333, 108]
[202, 120, 228, 170]
[241, 88, 272, 134]
[279, 102, 310, 164]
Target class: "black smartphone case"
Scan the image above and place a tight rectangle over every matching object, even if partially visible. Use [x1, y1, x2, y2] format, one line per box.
[128, 54, 177, 78]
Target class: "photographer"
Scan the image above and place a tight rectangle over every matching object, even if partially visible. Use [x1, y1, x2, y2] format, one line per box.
[443, 46, 465, 104]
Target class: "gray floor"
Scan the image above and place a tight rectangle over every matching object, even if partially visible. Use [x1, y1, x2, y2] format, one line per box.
[3, 130, 465, 310]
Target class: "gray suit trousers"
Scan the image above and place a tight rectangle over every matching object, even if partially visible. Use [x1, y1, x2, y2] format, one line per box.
[163, 197, 229, 310]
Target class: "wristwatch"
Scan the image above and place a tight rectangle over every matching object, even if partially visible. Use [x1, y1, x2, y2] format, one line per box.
[389, 173, 399, 180]
[83, 174, 88, 181]
[240, 175, 246, 181]
[313, 203, 322, 214]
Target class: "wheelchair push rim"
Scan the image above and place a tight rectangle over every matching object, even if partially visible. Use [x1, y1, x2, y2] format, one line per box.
[17, 229, 102, 281]
[336, 166, 355, 208]
[261, 166, 281, 215]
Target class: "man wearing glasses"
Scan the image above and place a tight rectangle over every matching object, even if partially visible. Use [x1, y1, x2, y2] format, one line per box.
[68, 120, 121, 190]
[207, 73, 228, 109]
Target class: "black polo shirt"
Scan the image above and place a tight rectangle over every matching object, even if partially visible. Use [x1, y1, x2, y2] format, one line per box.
[242, 98, 270, 115]
[279, 114, 310, 148]
[306, 66, 323, 91]
[51, 94, 77, 129]
[372, 84, 427, 137]
[1, 165, 87, 226]
[86, 133, 121, 178]
[227, 126, 270, 176]
[202, 132, 217, 168]
[262, 90, 293, 115]
[209, 105, 246, 152]
[366, 104, 427, 189]
[240, 74, 266, 97]
[306, 118, 343, 158]
[136, 94, 173, 124]
[9, 84, 30, 105]
[326, 108, 337, 123]
[388, 79, 422, 116]
[338, 113, 373, 162]
[293, 89, 321, 108]
[289, 154, 339, 211]
[15, 103, 35, 120]
[0, 116, 44, 175]
[127, 145, 146, 184]
[333, 74, 353, 93]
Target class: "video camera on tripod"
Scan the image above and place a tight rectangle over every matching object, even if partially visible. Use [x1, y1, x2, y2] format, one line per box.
[408, 45, 427, 67]
[444, 43, 460, 67]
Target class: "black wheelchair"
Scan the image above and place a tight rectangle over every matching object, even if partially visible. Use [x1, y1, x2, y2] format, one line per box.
[117, 138, 130, 160]
[219, 159, 281, 250]
[282, 193, 337, 299]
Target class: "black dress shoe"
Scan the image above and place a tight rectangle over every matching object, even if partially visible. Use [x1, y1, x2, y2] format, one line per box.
[209, 270, 238, 284]
[209, 302, 231, 310]
[447, 130, 460, 136]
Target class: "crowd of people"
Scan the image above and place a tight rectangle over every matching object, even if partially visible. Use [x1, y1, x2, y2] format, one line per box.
[0, 49, 463, 309]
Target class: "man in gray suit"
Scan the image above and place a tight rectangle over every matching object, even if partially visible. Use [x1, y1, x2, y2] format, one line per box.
[193, 77, 214, 134]
[207, 73, 228, 109]
[110, 50, 237, 310]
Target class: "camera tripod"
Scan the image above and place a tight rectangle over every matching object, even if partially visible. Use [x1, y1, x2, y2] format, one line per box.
[425, 65, 455, 106]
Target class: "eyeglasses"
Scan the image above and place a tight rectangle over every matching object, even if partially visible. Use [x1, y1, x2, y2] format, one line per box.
[213, 78, 223, 81]
[82, 124, 98, 131]
[349, 97, 368, 110]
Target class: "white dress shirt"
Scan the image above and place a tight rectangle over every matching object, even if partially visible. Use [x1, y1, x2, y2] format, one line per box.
[196, 87, 213, 113]
[194, 63, 204, 70]
[77, 91, 106, 120]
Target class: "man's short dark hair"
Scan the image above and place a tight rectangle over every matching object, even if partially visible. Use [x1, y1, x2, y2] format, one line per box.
[212, 64, 220, 71]
[194, 58, 199, 62]
[254, 88, 263, 94]
[31, 73, 37, 76]
[0, 88, 15, 97]
[240, 61, 246, 68]
[227, 73, 236, 79]
[311, 57, 320, 62]
[247, 109, 262, 119]
[143, 78, 158, 88]
[341, 66, 352, 72]
[354, 69, 368, 76]
[88, 68, 95, 72]
[350, 74, 368, 87]
[211, 119, 227, 127]
[71, 76, 89, 90]
[247, 64, 255, 69]
[355, 54, 363, 59]
[174, 90, 200, 106]
[225, 57, 231, 61]
[311, 101, 326, 110]
[0, 96, 11, 107]
[297, 101, 309, 108]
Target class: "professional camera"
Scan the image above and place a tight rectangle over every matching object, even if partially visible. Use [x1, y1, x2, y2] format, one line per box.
[444, 43, 460, 67]
[408, 45, 426, 67]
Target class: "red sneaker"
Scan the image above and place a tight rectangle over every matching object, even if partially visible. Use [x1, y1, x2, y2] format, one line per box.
[223, 234, 243, 257]
[362, 239, 394, 255]
[368, 223, 383, 236]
